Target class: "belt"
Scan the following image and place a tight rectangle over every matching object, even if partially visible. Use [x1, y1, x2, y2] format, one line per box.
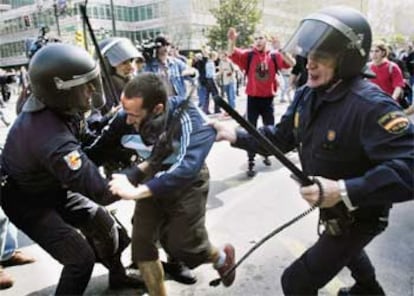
[0, 170, 7, 187]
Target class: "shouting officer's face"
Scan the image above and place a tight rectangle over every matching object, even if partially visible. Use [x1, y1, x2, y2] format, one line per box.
[306, 52, 336, 88]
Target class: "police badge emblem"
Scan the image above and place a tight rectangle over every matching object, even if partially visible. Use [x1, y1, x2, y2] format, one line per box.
[377, 111, 410, 134]
[327, 130, 336, 142]
[63, 150, 82, 170]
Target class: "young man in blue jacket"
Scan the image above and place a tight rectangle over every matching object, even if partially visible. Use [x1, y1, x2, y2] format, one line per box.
[108, 73, 236, 295]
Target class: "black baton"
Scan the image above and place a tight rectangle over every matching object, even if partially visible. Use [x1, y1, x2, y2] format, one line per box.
[79, 3, 118, 104]
[210, 97, 325, 287]
[214, 95, 313, 186]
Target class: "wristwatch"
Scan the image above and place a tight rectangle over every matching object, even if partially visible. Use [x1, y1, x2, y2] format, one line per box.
[338, 179, 357, 211]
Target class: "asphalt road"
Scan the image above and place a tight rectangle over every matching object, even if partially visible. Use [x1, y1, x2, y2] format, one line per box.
[1, 92, 413, 296]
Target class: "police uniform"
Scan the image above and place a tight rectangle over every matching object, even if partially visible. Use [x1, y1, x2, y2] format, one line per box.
[234, 76, 414, 294]
[1, 108, 128, 294]
[229, 5, 414, 293]
[0, 43, 142, 295]
[88, 37, 141, 131]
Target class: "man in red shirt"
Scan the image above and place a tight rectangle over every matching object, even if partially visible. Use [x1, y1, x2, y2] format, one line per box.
[227, 28, 295, 176]
[369, 41, 405, 101]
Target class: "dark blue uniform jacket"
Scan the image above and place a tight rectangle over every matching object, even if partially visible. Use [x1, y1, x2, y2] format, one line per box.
[235, 77, 414, 211]
[2, 108, 118, 205]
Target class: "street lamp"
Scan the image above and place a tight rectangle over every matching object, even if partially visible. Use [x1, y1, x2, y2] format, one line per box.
[109, 0, 116, 36]
[53, 1, 61, 36]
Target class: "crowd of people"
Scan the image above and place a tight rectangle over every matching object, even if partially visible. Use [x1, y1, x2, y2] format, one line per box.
[0, 4, 413, 296]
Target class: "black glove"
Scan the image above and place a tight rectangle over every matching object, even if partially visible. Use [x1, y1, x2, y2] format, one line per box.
[117, 165, 146, 186]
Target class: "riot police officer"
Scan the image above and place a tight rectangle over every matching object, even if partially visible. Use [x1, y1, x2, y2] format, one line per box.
[86, 37, 142, 137]
[214, 6, 414, 295]
[99, 36, 142, 113]
[0, 43, 143, 295]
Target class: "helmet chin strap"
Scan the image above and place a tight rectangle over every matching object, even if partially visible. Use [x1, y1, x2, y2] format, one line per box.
[313, 78, 342, 95]
[313, 52, 344, 92]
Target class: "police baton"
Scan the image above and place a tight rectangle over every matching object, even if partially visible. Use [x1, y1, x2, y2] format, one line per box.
[209, 96, 322, 287]
[79, 3, 118, 104]
[214, 95, 312, 186]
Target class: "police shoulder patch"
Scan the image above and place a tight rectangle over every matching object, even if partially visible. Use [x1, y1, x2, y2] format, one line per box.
[377, 111, 410, 134]
[63, 150, 82, 170]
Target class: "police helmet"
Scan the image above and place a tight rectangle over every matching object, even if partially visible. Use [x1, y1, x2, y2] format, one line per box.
[284, 6, 372, 78]
[99, 37, 142, 68]
[27, 43, 105, 114]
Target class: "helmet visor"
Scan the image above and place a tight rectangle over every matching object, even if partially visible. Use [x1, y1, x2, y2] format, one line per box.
[101, 38, 142, 67]
[283, 19, 348, 60]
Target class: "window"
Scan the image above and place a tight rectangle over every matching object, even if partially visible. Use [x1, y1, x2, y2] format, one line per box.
[133, 6, 138, 21]
[127, 7, 133, 22]
[140, 6, 146, 21]
[93, 6, 98, 18]
[116, 6, 121, 21]
[147, 5, 153, 19]
[106, 5, 111, 20]
[99, 5, 105, 19]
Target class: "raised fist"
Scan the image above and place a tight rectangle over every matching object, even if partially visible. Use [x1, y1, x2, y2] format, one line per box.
[227, 27, 238, 41]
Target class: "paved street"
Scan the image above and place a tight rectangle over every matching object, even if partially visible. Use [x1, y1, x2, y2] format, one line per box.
[0, 92, 413, 296]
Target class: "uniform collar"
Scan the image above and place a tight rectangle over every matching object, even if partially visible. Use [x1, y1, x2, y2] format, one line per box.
[22, 95, 46, 112]
[313, 78, 356, 103]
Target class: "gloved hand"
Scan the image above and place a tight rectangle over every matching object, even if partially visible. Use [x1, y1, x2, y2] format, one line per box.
[117, 164, 146, 186]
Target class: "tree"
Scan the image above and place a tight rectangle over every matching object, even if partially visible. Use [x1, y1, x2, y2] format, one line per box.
[208, 0, 261, 50]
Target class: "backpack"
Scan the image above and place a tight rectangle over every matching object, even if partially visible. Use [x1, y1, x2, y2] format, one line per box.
[388, 62, 412, 109]
[246, 50, 279, 75]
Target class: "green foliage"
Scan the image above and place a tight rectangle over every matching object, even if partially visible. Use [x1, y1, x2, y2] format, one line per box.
[208, 0, 261, 50]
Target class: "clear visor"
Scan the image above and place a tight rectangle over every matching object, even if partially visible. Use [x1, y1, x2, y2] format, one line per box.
[101, 38, 142, 67]
[283, 19, 349, 60]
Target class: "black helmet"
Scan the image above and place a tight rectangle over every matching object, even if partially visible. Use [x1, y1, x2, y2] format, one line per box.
[27, 43, 105, 114]
[99, 37, 142, 68]
[284, 6, 372, 78]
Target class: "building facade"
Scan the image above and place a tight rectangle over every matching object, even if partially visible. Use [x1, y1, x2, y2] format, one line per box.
[0, 0, 220, 67]
[1, 0, 413, 68]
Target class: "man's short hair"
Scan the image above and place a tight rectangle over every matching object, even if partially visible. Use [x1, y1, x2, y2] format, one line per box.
[253, 29, 270, 40]
[154, 35, 171, 47]
[123, 72, 167, 111]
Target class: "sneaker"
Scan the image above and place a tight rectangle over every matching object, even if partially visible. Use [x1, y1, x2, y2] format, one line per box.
[263, 157, 271, 166]
[0, 266, 13, 290]
[162, 261, 197, 285]
[127, 261, 138, 270]
[0, 251, 35, 267]
[247, 159, 256, 178]
[109, 271, 146, 290]
[215, 244, 236, 287]
[337, 282, 385, 296]
[246, 168, 256, 177]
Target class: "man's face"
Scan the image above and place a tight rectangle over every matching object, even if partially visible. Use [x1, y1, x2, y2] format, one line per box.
[254, 34, 267, 51]
[121, 95, 149, 131]
[370, 47, 385, 62]
[157, 44, 170, 56]
[115, 58, 135, 78]
[306, 52, 336, 88]
[75, 81, 96, 112]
